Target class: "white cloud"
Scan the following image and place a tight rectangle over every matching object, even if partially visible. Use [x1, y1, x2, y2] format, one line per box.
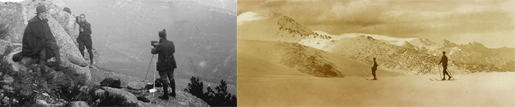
[237, 11, 269, 26]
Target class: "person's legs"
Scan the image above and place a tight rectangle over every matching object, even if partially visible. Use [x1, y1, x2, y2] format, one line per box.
[46, 42, 68, 71]
[38, 49, 46, 75]
[372, 69, 377, 80]
[166, 69, 176, 97]
[158, 70, 169, 100]
[85, 37, 93, 65]
[77, 38, 85, 58]
[443, 66, 451, 79]
[442, 66, 448, 80]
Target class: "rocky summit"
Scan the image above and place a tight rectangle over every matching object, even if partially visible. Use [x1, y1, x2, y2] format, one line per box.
[0, 0, 209, 106]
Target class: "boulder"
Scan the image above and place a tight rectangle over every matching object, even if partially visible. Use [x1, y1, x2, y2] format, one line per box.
[100, 77, 122, 88]
[69, 101, 89, 107]
[127, 81, 146, 90]
[0, 40, 11, 56]
[100, 87, 139, 106]
[0, 1, 91, 81]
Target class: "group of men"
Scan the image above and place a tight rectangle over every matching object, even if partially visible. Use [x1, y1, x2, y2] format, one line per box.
[18, 5, 178, 100]
[370, 51, 452, 80]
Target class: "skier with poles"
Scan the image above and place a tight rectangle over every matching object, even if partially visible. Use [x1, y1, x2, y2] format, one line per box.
[438, 51, 452, 80]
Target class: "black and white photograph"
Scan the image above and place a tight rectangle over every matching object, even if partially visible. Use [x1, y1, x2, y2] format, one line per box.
[0, 0, 236, 106]
[237, 0, 514, 106]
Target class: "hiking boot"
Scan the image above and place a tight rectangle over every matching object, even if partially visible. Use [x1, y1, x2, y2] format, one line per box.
[158, 95, 169, 100]
[448, 78, 452, 80]
[168, 92, 176, 97]
[373, 78, 377, 80]
[441, 78, 446, 81]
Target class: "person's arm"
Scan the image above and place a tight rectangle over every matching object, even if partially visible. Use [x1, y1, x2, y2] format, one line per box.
[151, 44, 160, 54]
[171, 42, 175, 54]
[84, 22, 92, 35]
[438, 56, 443, 65]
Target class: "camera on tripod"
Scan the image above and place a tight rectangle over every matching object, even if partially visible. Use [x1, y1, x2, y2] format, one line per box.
[151, 41, 158, 47]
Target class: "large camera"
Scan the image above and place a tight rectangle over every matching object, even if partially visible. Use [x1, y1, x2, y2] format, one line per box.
[151, 41, 158, 47]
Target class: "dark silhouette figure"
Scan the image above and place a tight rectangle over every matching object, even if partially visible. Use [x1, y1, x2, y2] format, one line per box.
[21, 5, 67, 72]
[77, 14, 94, 67]
[151, 29, 177, 100]
[371, 58, 379, 80]
[438, 51, 451, 80]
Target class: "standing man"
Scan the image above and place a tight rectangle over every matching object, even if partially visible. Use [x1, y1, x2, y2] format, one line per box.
[438, 51, 452, 80]
[151, 29, 177, 100]
[21, 5, 66, 71]
[77, 14, 94, 67]
[371, 58, 379, 80]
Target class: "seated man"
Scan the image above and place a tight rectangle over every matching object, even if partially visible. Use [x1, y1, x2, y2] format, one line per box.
[20, 5, 66, 71]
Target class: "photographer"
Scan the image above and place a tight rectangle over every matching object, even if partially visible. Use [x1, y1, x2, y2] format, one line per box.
[151, 29, 177, 100]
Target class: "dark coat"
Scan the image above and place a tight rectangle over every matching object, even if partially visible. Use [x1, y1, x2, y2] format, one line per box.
[439, 55, 448, 66]
[371, 60, 378, 71]
[21, 16, 56, 58]
[151, 39, 177, 71]
[77, 20, 92, 41]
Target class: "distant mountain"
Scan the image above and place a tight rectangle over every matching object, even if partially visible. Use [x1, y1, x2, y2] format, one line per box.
[237, 13, 401, 77]
[239, 13, 514, 75]
[237, 14, 333, 42]
[59, 0, 237, 88]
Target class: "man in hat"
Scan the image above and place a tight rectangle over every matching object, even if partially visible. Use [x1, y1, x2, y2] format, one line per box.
[371, 58, 379, 80]
[21, 5, 66, 72]
[76, 14, 94, 67]
[151, 29, 177, 100]
[438, 51, 451, 80]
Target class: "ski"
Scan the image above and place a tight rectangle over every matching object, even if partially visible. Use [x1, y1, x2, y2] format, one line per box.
[430, 78, 454, 81]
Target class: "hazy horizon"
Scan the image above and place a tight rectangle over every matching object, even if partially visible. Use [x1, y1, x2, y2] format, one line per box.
[238, 0, 515, 48]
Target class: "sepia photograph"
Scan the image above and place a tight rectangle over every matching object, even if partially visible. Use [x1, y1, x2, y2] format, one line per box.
[238, 0, 514, 106]
[0, 0, 236, 106]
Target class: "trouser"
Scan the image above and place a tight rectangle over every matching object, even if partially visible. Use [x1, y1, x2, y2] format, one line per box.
[372, 68, 377, 79]
[158, 69, 176, 95]
[77, 37, 93, 65]
[442, 66, 451, 78]
[40, 42, 62, 72]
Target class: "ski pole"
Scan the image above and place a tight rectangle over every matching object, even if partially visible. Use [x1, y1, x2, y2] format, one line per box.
[439, 66, 442, 79]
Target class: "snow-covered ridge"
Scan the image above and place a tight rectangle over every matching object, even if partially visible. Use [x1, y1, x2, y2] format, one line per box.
[313, 31, 417, 46]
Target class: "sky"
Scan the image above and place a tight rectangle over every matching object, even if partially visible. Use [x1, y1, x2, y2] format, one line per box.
[238, 0, 515, 48]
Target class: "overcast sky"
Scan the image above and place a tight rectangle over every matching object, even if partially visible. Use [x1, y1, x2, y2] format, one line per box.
[238, 0, 515, 48]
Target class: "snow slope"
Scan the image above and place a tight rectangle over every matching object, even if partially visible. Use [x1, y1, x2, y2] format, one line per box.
[238, 71, 515, 106]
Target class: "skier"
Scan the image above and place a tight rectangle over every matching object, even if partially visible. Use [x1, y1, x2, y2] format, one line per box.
[371, 58, 379, 80]
[438, 51, 452, 80]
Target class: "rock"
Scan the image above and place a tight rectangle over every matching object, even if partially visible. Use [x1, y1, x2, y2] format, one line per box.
[100, 87, 139, 106]
[0, 75, 14, 84]
[69, 101, 89, 107]
[35, 99, 50, 107]
[2, 97, 9, 105]
[100, 77, 121, 88]
[0, 40, 11, 56]
[1, 85, 13, 92]
[94, 89, 105, 97]
[127, 81, 146, 90]
[0, 1, 92, 82]
[42, 93, 50, 97]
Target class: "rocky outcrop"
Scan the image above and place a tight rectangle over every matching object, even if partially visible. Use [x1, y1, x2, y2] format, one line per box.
[0, 1, 90, 81]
